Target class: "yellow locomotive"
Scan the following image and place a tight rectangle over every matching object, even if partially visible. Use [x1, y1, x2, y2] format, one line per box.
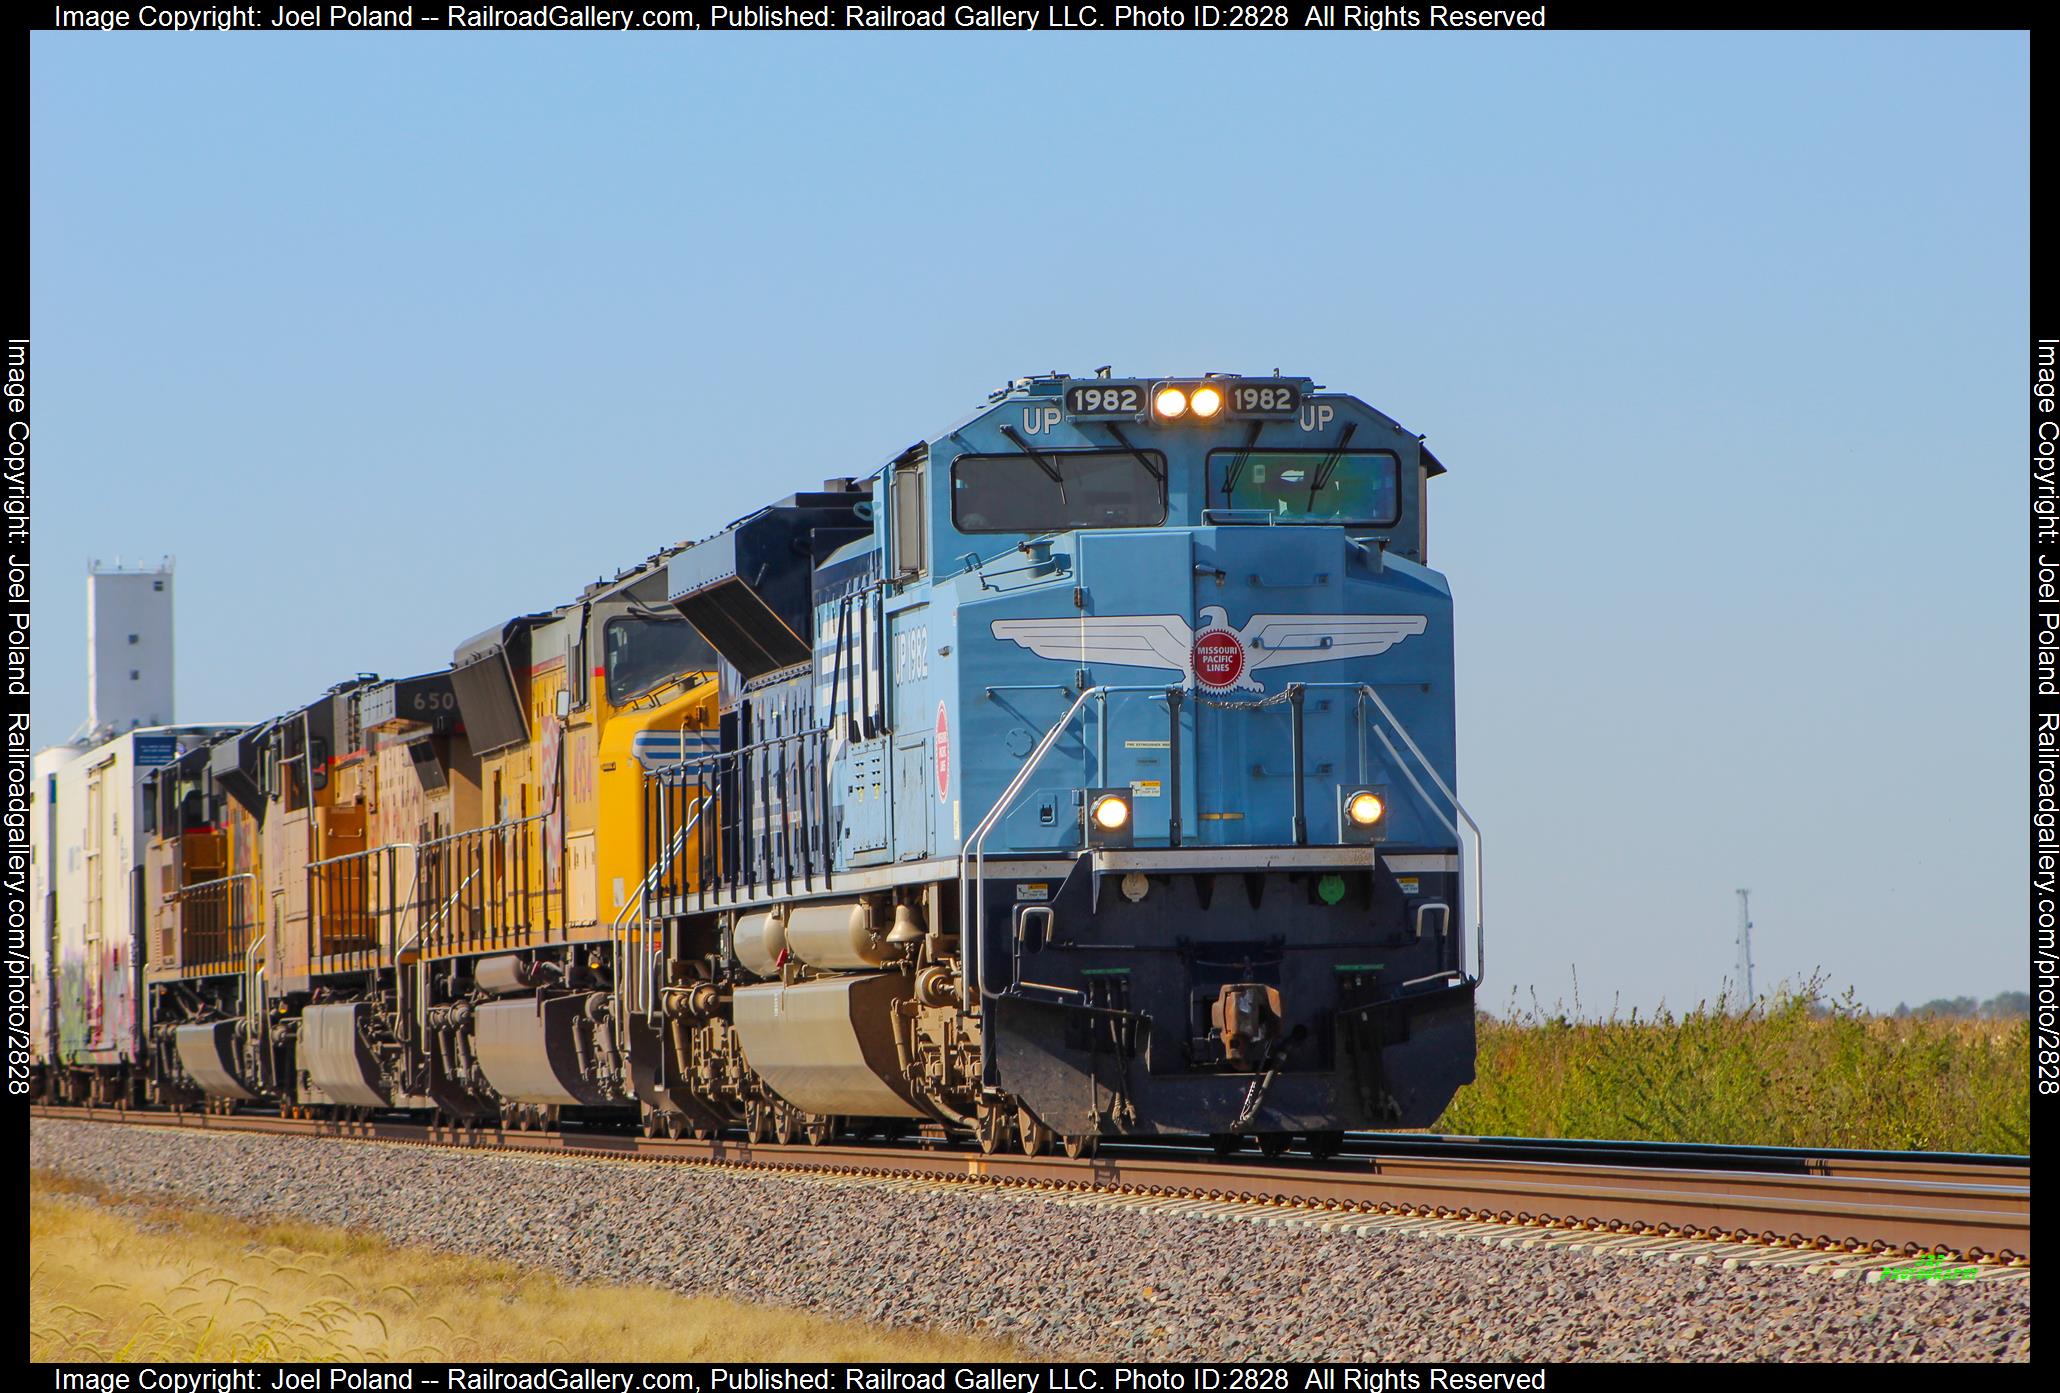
[141, 551, 721, 1124]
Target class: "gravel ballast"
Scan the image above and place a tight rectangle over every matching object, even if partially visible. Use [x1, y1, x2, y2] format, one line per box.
[30, 1118, 2030, 1362]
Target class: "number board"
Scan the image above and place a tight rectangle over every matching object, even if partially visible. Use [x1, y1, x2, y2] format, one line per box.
[1226, 380, 1302, 418]
[1065, 382, 1149, 419]
[133, 734, 179, 767]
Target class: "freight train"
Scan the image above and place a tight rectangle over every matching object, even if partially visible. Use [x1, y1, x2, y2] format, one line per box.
[27, 372, 1483, 1158]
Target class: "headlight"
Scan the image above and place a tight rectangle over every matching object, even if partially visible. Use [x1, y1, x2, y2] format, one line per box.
[1190, 384, 1224, 419]
[1153, 385, 1189, 419]
[1339, 785, 1389, 844]
[1085, 788, 1134, 848]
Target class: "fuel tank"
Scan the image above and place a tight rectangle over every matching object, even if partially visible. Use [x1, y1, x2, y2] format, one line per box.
[730, 974, 924, 1118]
[299, 1002, 390, 1109]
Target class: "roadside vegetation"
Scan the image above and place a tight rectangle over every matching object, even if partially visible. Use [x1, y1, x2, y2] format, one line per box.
[30, 1172, 1019, 1362]
[1438, 979, 2030, 1154]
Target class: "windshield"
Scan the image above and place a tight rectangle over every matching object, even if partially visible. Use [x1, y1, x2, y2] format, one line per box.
[604, 617, 714, 706]
[952, 449, 1166, 534]
[1206, 449, 1401, 525]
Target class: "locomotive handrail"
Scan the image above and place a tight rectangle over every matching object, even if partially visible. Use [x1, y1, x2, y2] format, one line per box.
[612, 790, 710, 1026]
[415, 866, 481, 947]
[244, 922, 267, 1090]
[161, 872, 258, 975]
[369, 814, 550, 959]
[1200, 507, 1303, 525]
[1233, 679, 1482, 982]
[959, 684, 1179, 1015]
[305, 840, 412, 967]
[958, 680, 1485, 1009]
[161, 869, 258, 901]
[394, 841, 431, 957]
[306, 844, 391, 870]
[649, 724, 833, 905]
[413, 811, 546, 852]
[417, 813, 552, 948]
[649, 727, 832, 781]
[960, 685, 1102, 1013]
[392, 860, 480, 1064]
[1352, 683, 1485, 985]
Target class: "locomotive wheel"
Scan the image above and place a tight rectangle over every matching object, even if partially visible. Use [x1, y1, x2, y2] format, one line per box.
[746, 1101, 773, 1144]
[1210, 1133, 1245, 1158]
[1060, 1132, 1098, 1160]
[1016, 1107, 1053, 1158]
[664, 1111, 688, 1140]
[773, 1103, 800, 1145]
[1257, 1133, 1292, 1160]
[974, 1101, 1014, 1155]
[1307, 1130, 1345, 1161]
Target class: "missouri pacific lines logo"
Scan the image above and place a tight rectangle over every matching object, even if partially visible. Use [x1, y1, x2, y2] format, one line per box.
[990, 605, 1427, 694]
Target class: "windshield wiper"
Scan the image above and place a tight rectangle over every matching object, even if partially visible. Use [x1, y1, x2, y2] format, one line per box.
[1307, 421, 1358, 507]
[1222, 422, 1264, 498]
[1103, 423, 1164, 485]
[998, 424, 1068, 504]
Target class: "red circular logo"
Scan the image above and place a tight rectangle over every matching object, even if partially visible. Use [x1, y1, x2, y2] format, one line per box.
[1192, 630, 1246, 689]
[935, 701, 950, 801]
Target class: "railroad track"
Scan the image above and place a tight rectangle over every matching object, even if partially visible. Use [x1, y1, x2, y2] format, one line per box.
[31, 1104, 2031, 1272]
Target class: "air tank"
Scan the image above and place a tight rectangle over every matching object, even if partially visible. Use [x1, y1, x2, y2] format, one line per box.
[731, 901, 892, 978]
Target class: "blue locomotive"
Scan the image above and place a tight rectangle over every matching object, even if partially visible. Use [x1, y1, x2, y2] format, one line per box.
[637, 371, 1481, 1157]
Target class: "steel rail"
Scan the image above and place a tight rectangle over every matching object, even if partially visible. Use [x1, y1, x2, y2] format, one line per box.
[31, 1105, 2030, 1267]
[1333, 1132, 2029, 1186]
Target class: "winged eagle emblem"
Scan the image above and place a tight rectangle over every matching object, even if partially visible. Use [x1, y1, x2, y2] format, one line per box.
[990, 605, 1427, 694]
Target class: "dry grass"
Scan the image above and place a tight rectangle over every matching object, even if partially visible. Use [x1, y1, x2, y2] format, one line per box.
[30, 1171, 1021, 1362]
[1438, 980, 2030, 1154]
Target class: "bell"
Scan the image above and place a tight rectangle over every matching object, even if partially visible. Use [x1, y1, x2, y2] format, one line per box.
[884, 903, 925, 945]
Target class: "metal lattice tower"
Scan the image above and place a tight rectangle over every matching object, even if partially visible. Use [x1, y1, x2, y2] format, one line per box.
[1735, 888, 1755, 1007]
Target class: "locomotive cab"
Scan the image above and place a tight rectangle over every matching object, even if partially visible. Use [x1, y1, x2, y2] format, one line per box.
[931, 376, 1475, 1141]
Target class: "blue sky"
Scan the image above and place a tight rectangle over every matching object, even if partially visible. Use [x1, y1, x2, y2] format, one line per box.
[30, 31, 2029, 1014]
